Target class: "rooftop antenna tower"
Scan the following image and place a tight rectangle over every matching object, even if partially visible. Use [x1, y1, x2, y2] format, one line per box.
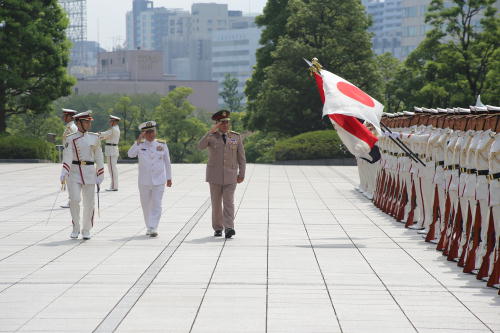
[59, 0, 87, 66]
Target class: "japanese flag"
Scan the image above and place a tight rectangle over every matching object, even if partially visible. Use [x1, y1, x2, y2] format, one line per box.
[319, 69, 383, 132]
[308, 60, 381, 162]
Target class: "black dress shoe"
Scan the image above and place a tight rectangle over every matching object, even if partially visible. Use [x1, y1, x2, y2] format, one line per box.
[214, 230, 222, 237]
[225, 228, 235, 239]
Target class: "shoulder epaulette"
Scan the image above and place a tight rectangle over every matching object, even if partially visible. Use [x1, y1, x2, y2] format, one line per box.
[230, 130, 240, 135]
[87, 132, 99, 136]
[67, 132, 78, 137]
[156, 139, 166, 144]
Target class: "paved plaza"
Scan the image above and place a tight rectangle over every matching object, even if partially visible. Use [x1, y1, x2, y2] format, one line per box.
[0, 163, 499, 333]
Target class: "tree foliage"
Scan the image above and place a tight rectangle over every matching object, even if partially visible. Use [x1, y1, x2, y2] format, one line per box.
[0, 0, 75, 133]
[219, 73, 243, 112]
[109, 96, 140, 142]
[388, 0, 500, 108]
[376, 53, 403, 112]
[53, 93, 162, 143]
[154, 87, 208, 163]
[245, 0, 382, 136]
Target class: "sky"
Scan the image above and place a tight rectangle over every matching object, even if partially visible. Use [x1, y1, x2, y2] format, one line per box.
[87, 0, 268, 50]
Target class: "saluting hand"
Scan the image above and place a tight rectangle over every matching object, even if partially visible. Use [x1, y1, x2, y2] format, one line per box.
[209, 123, 220, 134]
[136, 132, 145, 144]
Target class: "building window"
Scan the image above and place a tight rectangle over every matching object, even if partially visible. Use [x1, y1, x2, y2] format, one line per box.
[169, 85, 177, 91]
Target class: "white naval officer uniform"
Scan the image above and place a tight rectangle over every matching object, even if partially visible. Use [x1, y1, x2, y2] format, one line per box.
[127, 124, 172, 234]
[61, 112, 104, 239]
[99, 119, 121, 191]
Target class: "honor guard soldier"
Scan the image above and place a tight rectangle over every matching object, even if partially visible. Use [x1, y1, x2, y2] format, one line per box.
[99, 115, 121, 191]
[127, 121, 172, 237]
[61, 109, 78, 208]
[60, 111, 104, 240]
[198, 110, 246, 239]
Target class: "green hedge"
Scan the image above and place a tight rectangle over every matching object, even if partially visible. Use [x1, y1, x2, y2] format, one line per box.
[0, 135, 58, 161]
[274, 130, 350, 161]
[244, 132, 280, 163]
[119, 144, 134, 160]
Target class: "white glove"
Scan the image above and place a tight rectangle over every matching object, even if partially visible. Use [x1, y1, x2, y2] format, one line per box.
[96, 174, 104, 185]
[60, 169, 68, 183]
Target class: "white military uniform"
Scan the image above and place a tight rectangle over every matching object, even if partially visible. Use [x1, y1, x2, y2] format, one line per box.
[61, 113, 104, 239]
[63, 120, 78, 146]
[62, 118, 78, 207]
[100, 123, 120, 190]
[127, 123, 172, 233]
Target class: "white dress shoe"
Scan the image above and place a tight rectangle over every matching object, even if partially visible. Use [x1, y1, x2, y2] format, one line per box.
[146, 228, 152, 236]
[82, 231, 91, 240]
[61, 202, 70, 208]
[70, 231, 79, 239]
[149, 229, 158, 237]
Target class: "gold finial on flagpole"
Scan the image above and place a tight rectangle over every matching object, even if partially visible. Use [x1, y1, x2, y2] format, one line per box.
[308, 57, 323, 76]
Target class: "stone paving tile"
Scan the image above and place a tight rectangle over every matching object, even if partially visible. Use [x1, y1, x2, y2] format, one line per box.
[0, 163, 498, 333]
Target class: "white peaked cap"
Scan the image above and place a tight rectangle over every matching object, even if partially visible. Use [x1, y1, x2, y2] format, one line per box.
[139, 120, 157, 131]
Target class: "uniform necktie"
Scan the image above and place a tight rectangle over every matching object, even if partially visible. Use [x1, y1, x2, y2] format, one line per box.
[222, 133, 226, 144]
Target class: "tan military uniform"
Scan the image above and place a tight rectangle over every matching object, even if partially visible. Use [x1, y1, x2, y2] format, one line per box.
[198, 130, 246, 231]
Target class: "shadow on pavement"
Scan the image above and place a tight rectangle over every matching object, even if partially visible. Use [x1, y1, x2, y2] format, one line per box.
[185, 236, 225, 244]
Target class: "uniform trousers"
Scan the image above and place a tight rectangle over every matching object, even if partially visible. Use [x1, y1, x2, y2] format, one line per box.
[435, 186, 446, 240]
[403, 172, 413, 221]
[413, 175, 424, 227]
[107, 155, 119, 189]
[489, 205, 500, 276]
[139, 184, 164, 230]
[474, 199, 489, 269]
[420, 167, 435, 230]
[209, 183, 236, 231]
[68, 181, 95, 233]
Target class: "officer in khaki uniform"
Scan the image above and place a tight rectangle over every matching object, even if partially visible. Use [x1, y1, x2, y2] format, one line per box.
[198, 110, 246, 238]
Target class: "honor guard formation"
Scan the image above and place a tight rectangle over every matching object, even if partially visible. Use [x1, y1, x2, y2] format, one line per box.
[356, 105, 500, 294]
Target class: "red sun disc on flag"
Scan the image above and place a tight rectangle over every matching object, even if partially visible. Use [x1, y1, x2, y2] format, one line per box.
[336, 82, 375, 107]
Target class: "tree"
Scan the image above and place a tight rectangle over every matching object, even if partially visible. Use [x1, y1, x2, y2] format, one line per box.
[389, 0, 500, 108]
[219, 74, 243, 112]
[154, 87, 208, 163]
[53, 93, 162, 135]
[6, 106, 64, 141]
[244, 0, 383, 136]
[376, 53, 403, 112]
[109, 96, 140, 142]
[245, 0, 291, 105]
[0, 0, 75, 133]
